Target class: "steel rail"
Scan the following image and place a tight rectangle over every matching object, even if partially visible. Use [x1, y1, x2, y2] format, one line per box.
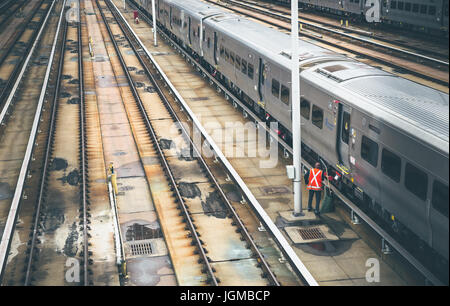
[0, 0, 49, 106]
[0, 0, 64, 281]
[95, 0, 217, 285]
[24, 10, 68, 286]
[105, 0, 280, 286]
[113, 0, 318, 286]
[78, 1, 89, 287]
[95, 0, 220, 285]
[0, 0, 53, 125]
[220, 0, 449, 67]
[125, 0, 444, 286]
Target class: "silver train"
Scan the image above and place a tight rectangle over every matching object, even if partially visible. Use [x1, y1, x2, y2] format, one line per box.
[266, 0, 449, 34]
[132, 0, 449, 263]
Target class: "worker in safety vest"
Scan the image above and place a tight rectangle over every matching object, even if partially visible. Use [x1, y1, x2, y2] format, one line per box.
[306, 162, 326, 215]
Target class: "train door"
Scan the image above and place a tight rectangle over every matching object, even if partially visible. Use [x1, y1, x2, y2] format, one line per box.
[213, 31, 218, 65]
[169, 6, 173, 29]
[257, 57, 266, 108]
[336, 103, 352, 171]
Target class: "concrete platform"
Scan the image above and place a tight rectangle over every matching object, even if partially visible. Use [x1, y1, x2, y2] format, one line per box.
[279, 210, 318, 222]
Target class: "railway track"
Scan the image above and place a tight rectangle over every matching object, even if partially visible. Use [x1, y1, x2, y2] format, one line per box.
[204, 0, 449, 90]
[125, 0, 445, 286]
[0, 0, 67, 281]
[0, 0, 49, 106]
[22, 1, 90, 285]
[96, 0, 289, 286]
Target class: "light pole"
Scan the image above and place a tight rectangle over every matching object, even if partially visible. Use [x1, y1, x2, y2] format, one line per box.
[291, 0, 302, 216]
[152, 0, 157, 46]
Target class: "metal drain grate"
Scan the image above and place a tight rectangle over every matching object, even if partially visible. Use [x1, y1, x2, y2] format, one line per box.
[130, 241, 153, 256]
[297, 227, 327, 241]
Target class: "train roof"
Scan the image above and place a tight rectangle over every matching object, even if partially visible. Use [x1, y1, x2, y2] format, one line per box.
[166, 0, 449, 154]
[302, 60, 449, 155]
[166, 0, 223, 18]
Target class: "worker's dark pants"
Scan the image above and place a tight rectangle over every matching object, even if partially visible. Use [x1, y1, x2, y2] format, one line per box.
[307, 190, 322, 212]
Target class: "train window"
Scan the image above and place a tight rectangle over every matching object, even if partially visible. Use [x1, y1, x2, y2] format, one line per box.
[341, 111, 350, 144]
[361, 136, 378, 167]
[405, 163, 428, 201]
[280, 85, 289, 105]
[207, 37, 211, 49]
[241, 60, 247, 75]
[420, 4, 427, 14]
[271, 79, 280, 98]
[235, 56, 241, 70]
[248, 63, 254, 79]
[391, 0, 397, 9]
[230, 52, 235, 65]
[300, 98, 310, 120]
[412, 3, 419, 13]
[381, 149, 401, 182]
[404, 2, 411, 11]
[432, 180, 449, 218]
[224, 49, 229, 61]
[220, 46, 224, 57]
[311, 105, 323, 129]
[428, 6, 436, 15]
[398, 1, 403, 10]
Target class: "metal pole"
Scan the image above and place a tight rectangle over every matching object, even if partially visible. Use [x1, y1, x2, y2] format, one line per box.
[152, 0, 157, 46]
[292, 0, 302, 216]
[123, 0, 126, 10]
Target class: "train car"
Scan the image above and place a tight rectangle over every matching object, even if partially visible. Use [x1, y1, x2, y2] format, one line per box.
[134, 0, 449, 263]
[261, 0, 449, 33]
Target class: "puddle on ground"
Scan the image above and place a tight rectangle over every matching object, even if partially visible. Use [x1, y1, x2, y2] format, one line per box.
[178, 182, 201, 199]
[63, 222, 79, 257]
[67, 97, 80, 104]
[125, 223, 162, 241]
[50, 157, 68, 171]
[201, 191, 227, 218]
[159, 138, 174, 150]
[58, 169, 80, 186]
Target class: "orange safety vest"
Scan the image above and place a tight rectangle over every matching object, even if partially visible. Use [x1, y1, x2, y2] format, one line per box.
[307, 168, 323, 191]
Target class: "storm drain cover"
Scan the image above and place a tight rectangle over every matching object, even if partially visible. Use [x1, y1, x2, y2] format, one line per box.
[297, 227, 326, 240]
[129, 240, 153, 256]
[285, 225, 339, 244]
[125, 238, 169, 258]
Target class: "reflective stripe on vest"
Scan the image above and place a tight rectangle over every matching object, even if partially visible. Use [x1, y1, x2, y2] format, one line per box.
[307, 169, 323, 190]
